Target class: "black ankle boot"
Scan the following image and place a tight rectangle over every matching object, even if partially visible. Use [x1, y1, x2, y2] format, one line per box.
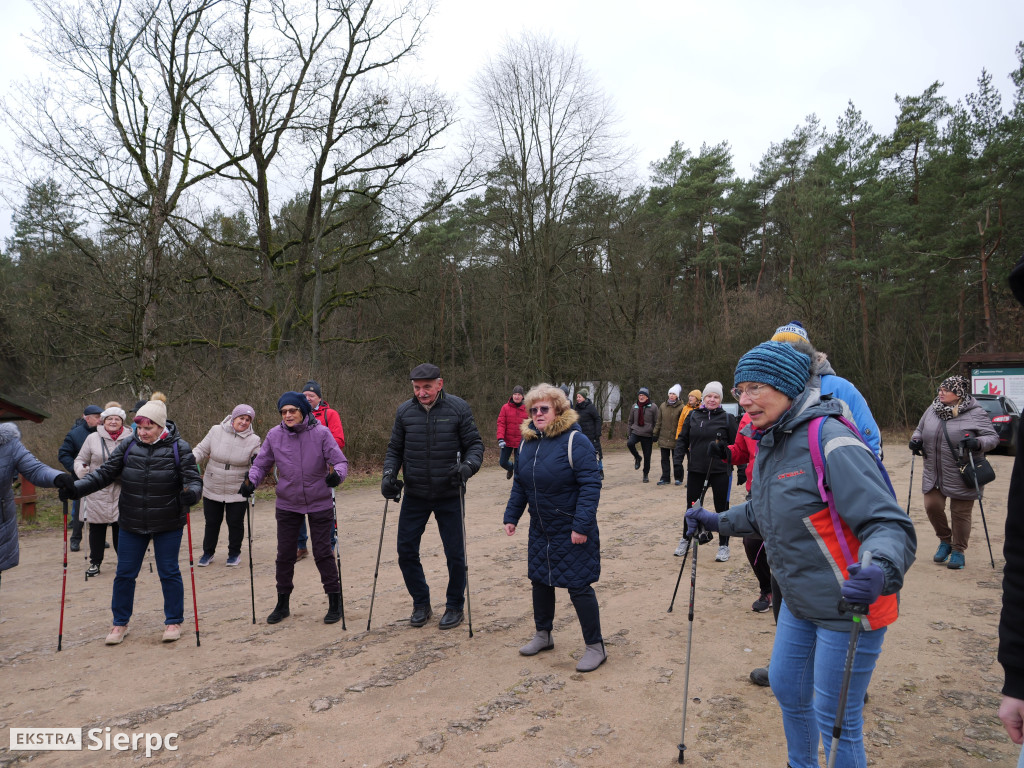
[267, 593, 290, 624]
[324, 592, 342, 624]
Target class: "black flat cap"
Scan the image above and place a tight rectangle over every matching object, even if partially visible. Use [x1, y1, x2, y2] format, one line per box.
[409, 363, 441, 380]
[83, 405, 103, 415]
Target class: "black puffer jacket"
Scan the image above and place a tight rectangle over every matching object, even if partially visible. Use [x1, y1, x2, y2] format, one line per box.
[675, 406, 737, 475]
[72, 421, 202, 535]
[574, 398, 602, 445]
[384, 390, 485, 500]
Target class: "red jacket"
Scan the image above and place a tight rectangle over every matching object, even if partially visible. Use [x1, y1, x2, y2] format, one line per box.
[313, 402, 345, 450]
[496, 400, 528, 449]
[728, 412, 758, 493]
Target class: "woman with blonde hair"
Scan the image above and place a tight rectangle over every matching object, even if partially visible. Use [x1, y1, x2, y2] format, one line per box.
[503, 384, 605, 672]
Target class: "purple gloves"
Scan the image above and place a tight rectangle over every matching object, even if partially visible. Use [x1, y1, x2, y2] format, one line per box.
[684, 504, 720, 537]
[841, 562, 884, 606]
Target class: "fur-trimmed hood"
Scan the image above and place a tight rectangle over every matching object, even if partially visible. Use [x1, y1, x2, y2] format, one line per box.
[521, 407, 579, 441]
[0, 422, 20, 447]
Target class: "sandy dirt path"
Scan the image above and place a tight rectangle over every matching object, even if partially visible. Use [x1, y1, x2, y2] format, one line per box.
[0, 444, 1019, 767]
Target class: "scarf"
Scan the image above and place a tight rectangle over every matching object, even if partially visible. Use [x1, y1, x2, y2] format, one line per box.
[637, 399, 647, 427]
[105, 426, 125, 441]
[932, 375, 969, 421]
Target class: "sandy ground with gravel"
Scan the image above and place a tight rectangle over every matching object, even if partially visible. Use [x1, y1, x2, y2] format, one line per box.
[0, 441, 1020, 768]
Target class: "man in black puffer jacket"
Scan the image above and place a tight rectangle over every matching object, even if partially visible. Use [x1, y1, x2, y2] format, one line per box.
[58, 404, 102, 550]
[574, 389, 603, 475]
[382, 363, 484, 631]
[57, 399, 202, 646]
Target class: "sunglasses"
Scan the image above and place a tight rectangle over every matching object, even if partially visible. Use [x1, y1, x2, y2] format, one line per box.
[280, 407, 301, 416]
[530, 405, 551, 416]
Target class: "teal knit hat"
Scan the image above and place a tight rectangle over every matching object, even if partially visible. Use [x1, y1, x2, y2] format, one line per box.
[734, 341, 812, 399]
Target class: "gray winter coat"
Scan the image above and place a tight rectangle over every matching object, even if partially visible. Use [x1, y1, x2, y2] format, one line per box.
[192, 416, 262, 503]
[718, 389, 916, 632]
[912, 397, 999, 500]
[75, 427, 132, 524]
[627, 401, 658, 438]
[1, 423, 61, 571]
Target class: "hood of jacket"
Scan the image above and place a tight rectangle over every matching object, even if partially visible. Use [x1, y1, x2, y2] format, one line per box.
[521, 407, 579, 441]
[219, 414, 255, 439]
[0, 422, 19, 447]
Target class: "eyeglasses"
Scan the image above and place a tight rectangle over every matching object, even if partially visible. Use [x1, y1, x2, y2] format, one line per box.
[731, 384, 770, 401]
[280, 407, 301, 415]
[530, 405, 551, 416]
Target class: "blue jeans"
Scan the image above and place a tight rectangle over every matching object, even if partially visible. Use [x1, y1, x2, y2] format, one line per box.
[396, 494, 465, 610]
[498, 445, 515, 472]
[112, 528, 184, 626]
[769, 600, 886, 768]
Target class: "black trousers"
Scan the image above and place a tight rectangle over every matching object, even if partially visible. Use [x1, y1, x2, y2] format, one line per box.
[685, 470, 731, 547]
[88, 522, 119, 566]
[659, 447, 683, 482]
[532, 580, 602, 645]
[202, 498, 247, 558]
[743, 535, 772, 594]
[397, 494, 465, 610]
[626, 434, 653, 475]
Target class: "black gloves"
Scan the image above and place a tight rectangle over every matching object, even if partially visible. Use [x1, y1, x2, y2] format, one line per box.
[448, 462, 474, 488]
[908, 439, 923, 456]
[708, 441, 731, 462]
[960, 436, 982, 452]
[179, 489, 200, 506]
[238, 478, 256, 497]
[326, 469, 342, 487]
[737, 466, 748, 486]
[381, 471, 403, 500]
[54, 473, 80, 501]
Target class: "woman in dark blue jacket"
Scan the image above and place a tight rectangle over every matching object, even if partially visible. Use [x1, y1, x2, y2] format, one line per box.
[503, 384, 605, 672]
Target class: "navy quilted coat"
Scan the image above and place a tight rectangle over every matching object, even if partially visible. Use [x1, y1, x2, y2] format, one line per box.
[503, 408, 602, 588]
[1, 423, 61, 571]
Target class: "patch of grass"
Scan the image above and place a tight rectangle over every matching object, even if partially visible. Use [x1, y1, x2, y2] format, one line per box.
[19, 490, 67, 533]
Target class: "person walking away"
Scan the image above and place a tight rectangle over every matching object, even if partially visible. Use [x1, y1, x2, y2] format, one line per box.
[503, 383, 605, 671]
[574, 389, 603, 477]
[626, 387, 658, 482]
[686, 340, 916, 768]
[1, 424, 63, 592]
[381, 363, 484, 630]
[55, 399, 203, 645]
[296, 381, 345, 560]
[674, 382, 737, 561]
[656, 385, 686, 486]
[74, 404, 131, 577]
[192, 404, 261, 567]
[496, 386, 528, 479]
[909, 374, 998, 570]
[999, 255, 1024, 761]
[58, 404, 102, 551]
[240, 393, 346, 624]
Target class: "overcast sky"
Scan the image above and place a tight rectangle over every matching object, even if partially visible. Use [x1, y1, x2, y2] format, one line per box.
[2, 0, 1023, 242]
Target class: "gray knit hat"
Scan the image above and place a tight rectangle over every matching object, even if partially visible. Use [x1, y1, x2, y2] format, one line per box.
[734, 341, 812, 400]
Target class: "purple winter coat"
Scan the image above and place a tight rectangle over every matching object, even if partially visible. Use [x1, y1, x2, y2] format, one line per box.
[247, 414, 347, 513]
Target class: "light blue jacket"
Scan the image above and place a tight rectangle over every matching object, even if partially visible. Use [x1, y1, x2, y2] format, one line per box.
[816, 358, 882, 459]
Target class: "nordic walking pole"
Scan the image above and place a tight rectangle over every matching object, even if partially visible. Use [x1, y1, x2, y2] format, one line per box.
[367, 495, 395, 631]
[827, 550, 873, 768]
[668, 464, 713, 613]
[183, 506, 201, 646]
[246, 494, 256, 624]
[331, 487, 346, 630]
[676, 520, 703, 763]
[905, 452, 915, 515]
[457, 451, 473, 638]
[966, 449, 996, 569]
[58, 498, 69, 652]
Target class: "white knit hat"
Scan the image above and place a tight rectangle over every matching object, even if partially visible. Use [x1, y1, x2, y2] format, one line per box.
[133, 400, 167, 428]
[100, 406, 126, 422]
[668, 384, 682, 399]
[702, 381, 724, 398]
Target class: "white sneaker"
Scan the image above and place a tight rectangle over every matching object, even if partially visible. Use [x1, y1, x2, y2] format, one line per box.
[715, 545, 730, 562]
[673, 538, 689, 557]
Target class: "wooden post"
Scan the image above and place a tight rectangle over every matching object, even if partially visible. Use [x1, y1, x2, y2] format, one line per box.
[15, 475, 37, 521]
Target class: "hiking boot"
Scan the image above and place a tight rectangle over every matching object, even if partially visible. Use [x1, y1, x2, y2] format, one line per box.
[105, 626, 128, 645]
[409, 604, 432, 627]
[576, 642, 607, 672]
[519, 630, 554, 656]
[69, 540, 81, 552]
[752, 592, 772, 613]
[295, 548, 309, 561]
[715, 545, 730, 562]
[674, 480, 683, 486]
[197, 553, 213, 567]
[506, 467, 514, 480]
[225, 555, 241, 567]
[86, 563, 100, 577]
[947, 551, 965, 569]
[324, 593, 342, 624]
[634, 456, 641, 470]
[933, 541, 952, 563]
[439, 608, 464, 630]
[162, 624, 181, 643]
[657, 479, 669, 486]
[673, 538, 690, 558]
[267, 594, 290, 624]
[750, 666, 769, 686]
[642, 475, 650, 483]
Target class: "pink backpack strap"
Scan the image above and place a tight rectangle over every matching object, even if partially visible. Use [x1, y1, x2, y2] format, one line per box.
[808, 416, 856, 568]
